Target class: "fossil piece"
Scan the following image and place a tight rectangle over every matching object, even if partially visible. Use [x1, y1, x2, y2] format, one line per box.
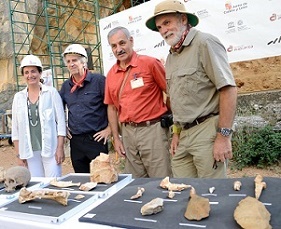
[74, 194, 85, 200]
[4, 166, 31, 192]
[234, 180, 242, 191]
[254, 174, 266, 199]
[79, 182, 97, 191]
[167, 190, 175, 199]
[184, 187, 210, 221]
[234, 196, 271, 229]
[19, 187, 70, 206]
[141, 198, 164, 216]
[0, 167, 6, 183]
[209, 187, 215, 194]
[160, 176, 191, 191]
[130, 187, 145, 199]
[50, 178, 80, 188]
[90, 153, 118, 184]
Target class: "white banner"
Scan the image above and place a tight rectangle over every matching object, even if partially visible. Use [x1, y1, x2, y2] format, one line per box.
[100, 0, 281, 75]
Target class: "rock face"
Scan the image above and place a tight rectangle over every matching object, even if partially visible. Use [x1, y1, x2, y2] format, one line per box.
[234, 196, 272, 229]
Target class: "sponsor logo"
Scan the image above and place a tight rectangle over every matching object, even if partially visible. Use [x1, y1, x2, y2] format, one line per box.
[154, 40, 165, 48]
[269, 13, 281, 21]
[225, 1, 232, 10]
[197, 9, 210, 19]
[128, 15, 142, 24]
[135, 47, 146, 53]
[129, 29, 142, 38]
[267, 36, 281, 45]
[103, 21, 120, 30]
[227, 44, 254, 53]
[224, 2, 248, 14]
[226, 20, 250, 34]
[103, 23, 111, 30]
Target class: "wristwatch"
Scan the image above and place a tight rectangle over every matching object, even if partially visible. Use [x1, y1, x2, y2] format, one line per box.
[217, 128, 233, 137]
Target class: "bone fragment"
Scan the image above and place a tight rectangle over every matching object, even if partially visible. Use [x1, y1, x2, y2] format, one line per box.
[234, 196, 271, 229]
[233, 180, 242, 191]
[209, 187, 215, 194]
[168, 190, 175, 199]
[74, 194, 85, 200]
[160, 176, 191, 191]
[254, 174, 266, 199]
[141, 198, 164, 216]
[79, 182, 97, 191]
[19, 187, 70, 206]
[50, 178, 80, 188]
[130, 187, 145, 199]
[184, 187, 210, 221]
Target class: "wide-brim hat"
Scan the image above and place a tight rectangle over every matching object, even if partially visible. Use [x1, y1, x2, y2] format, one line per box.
[146, 0, 199, 32]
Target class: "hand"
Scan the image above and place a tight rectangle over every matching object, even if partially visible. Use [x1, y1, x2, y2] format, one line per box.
[17, 158, 28, 167]
[93, 126, 111, 145]
[213, 135, 233, 162]
[170, 133, 180, 156]
[55, 147, 65, 165]
[113, 137, 126, 158]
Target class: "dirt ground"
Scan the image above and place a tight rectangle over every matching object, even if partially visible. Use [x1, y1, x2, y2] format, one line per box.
[231, 56, 281, 94]
[1, 139, 280, 178]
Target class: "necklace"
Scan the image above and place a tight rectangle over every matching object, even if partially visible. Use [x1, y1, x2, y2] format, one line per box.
[27, 99, 39, 127]
[27, 88, 41, 127]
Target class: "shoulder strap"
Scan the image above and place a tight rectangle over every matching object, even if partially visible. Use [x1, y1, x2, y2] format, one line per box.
[118, 67, 131, 101]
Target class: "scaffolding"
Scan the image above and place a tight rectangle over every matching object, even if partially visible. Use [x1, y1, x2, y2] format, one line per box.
[131, 0, 150, 6]
[8, 0, 129, 91]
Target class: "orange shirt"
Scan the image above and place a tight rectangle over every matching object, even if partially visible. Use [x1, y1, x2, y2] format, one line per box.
[104, 52, 168, 123]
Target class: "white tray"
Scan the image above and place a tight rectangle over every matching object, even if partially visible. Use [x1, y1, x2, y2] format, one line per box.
[0, 190, 98, 224]
[41, 173, 133, 197]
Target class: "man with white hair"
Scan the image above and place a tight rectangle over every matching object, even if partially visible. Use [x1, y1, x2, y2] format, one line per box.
[146, 0, 237, 178]
[60, 44, 111, 173]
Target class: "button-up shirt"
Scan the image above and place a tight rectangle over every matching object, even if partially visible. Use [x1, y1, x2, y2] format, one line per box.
[60, 71, 108, 135]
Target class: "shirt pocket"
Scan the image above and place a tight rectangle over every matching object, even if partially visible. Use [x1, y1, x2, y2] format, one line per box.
[172, 68, 199, 96]
[82, 91, 103, 105]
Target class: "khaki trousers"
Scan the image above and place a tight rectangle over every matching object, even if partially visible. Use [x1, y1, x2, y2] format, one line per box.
[172, 115, 227, 178]
[121, 122, 172, 178]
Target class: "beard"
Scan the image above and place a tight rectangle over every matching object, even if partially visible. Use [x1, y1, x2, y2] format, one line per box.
[164, 24, 187, 47]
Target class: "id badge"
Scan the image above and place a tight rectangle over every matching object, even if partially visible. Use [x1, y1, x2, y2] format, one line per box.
[130, 77, 144, 89]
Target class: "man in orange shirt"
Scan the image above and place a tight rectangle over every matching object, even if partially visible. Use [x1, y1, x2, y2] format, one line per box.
[104, 26, 172, 178]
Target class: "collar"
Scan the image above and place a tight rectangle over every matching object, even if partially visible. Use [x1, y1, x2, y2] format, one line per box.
[113, 51, 138, 73]
[169, 28, 198, 54]
[68, 69, 90, 85]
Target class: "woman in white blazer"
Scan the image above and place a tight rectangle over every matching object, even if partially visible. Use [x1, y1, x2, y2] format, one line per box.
[12, 55, 66, 177]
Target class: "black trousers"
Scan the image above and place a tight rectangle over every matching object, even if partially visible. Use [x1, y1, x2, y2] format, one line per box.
[70, 133, 108, 173]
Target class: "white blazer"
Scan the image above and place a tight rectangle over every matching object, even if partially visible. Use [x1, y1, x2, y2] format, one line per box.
[12, 84, 66, 159]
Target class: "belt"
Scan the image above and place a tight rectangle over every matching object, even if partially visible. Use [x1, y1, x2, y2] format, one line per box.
[124, 118, 161, 127]
[183, 113, 219, 130]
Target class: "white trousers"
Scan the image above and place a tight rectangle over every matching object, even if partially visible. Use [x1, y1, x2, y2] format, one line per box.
[27, 150, 62, 177]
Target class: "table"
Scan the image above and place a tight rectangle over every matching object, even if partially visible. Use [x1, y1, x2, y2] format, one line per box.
[0, 176, 280, 229]
[79, 177, 281, 229]
[0, 175, 132, 229]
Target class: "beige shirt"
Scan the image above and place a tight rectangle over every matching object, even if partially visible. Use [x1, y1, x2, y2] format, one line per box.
[165, 28, 236, 124]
